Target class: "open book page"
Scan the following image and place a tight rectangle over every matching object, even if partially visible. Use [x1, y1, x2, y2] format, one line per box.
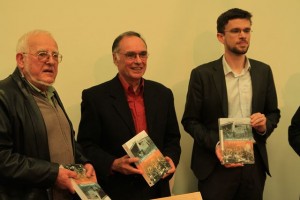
[122, 130, 171, 187]
[218, 118, 255, 164]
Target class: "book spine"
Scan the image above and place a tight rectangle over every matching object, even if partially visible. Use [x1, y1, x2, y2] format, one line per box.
[219, 129, 224, 151]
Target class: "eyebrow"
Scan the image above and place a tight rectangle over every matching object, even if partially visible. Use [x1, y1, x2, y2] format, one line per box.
[36, 50, 59, 53]
[124, 50, 147, 53]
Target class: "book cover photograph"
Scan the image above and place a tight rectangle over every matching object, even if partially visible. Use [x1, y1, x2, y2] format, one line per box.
[218, 118, 255, 165]
[122, 130, 171, 187]
[64, 164, 111, 200]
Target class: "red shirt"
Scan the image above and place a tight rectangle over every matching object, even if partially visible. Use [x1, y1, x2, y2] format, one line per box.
[119, 76, 147, 134]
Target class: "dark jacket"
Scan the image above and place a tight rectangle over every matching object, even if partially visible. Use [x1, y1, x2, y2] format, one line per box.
[182, 57, 280, 180]
[77, 75, 181, 200]
[0, 68, 89, 200]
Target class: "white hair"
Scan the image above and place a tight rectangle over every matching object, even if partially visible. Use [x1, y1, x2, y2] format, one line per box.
[16, 30, 55, 53]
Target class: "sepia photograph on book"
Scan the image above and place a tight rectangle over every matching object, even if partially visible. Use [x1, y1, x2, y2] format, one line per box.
[218, 118, 255, 165]
[63, 164, 111, 200]
[122, 130, 171, 187]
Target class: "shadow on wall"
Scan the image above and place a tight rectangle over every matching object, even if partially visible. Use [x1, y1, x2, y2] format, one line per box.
[93, 54, 117, 85]
[172, 79, 198, 195]
[193, 31, 223, 66]
[282, 73, 300, 116]
[264, 72, 300, 200]
[171, 31, 223, 195]
[66, 54, 116, 138]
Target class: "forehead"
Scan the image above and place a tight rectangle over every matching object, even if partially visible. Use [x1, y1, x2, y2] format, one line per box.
[28, 34, 58, 52]
[118, 36, 147, 52]
[226, 18, 251, 29]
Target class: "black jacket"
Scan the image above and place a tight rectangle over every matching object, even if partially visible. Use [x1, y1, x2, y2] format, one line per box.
[0, 68, 89, 200]
[77, 75, 181, 200]
[182, 57, 280, 180]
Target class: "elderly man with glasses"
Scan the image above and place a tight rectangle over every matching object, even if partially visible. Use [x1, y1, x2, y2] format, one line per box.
[0, 29, 96, 200]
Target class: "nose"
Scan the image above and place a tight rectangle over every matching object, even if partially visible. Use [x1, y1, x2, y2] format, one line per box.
[239, 31, 247, 38]
[46, 55, 57, 65]
[134, 54, 143, 63]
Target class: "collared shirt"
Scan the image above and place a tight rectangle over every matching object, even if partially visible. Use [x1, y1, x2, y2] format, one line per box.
[118, 75, 148, 134]
[223, 56, 252, 118]
[26, 80, 56, 105]
[20, 70, 56, 106]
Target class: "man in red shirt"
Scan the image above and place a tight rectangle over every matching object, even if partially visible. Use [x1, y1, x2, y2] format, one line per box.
[77, 31, 181, 200]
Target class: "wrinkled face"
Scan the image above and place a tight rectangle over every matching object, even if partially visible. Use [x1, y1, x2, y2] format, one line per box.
[16, 33, 59, 91]
[217, 18, 251, 55]
[113, 36, 148, 84]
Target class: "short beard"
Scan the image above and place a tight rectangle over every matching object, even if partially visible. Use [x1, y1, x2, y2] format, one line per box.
[229, 43, 250, 55]
[230, 47, 248, 55]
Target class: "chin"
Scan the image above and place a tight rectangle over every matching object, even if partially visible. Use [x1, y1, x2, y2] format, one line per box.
[37, 80, 55, 87]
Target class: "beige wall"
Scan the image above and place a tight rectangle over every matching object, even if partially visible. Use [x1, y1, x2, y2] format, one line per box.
[1, 1, 299, 199]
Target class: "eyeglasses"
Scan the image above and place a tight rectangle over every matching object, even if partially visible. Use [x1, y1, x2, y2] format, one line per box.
[23, 51, 63, 63]
[224, 28, 252, 35]
[117, 51, 149, 61]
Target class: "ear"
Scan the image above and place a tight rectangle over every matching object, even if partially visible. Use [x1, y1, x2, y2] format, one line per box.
[112, 53, 118, 66]
[217, 33, 225, 44]
[16, 53, 25, 69]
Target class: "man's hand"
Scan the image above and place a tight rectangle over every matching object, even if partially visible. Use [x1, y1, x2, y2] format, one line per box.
[162, 156, 176, 179]
[215, 142, 244, 168]
[111, 155, 143, 175]
[84, 163, 97, 183]
[55, 167, 78, 194]
[251, 112, 267, 133]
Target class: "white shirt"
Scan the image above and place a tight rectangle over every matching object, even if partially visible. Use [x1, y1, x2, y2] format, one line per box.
[223, 56, 252, 118]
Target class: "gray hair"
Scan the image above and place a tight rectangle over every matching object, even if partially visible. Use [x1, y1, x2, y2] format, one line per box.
[112, 31, 147, 53]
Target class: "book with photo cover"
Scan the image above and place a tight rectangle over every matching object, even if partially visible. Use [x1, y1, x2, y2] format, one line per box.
[63, 164, 111, 200]
[218, 118, 255, 165]
[122, 130, 171, 187]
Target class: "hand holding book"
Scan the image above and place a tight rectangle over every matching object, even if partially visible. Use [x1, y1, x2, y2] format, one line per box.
[161, 156, 175, 179]
[111, 154, 143, 175]
[250, 112, 267, 134]
[63, 164, 111, 200]
[55, 166, 78, 193]
[83, 163, 97, 182]
[215, 142, 244, 168]
[122, 130, 171, 187]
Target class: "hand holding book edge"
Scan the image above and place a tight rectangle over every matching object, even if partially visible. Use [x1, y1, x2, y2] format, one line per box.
[162, 156, 175, 179]
[215, 142, 244, 168]
[250, 112, 267, 134]
[55, 167, 77, 194]
[111, 155, 143, 175]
